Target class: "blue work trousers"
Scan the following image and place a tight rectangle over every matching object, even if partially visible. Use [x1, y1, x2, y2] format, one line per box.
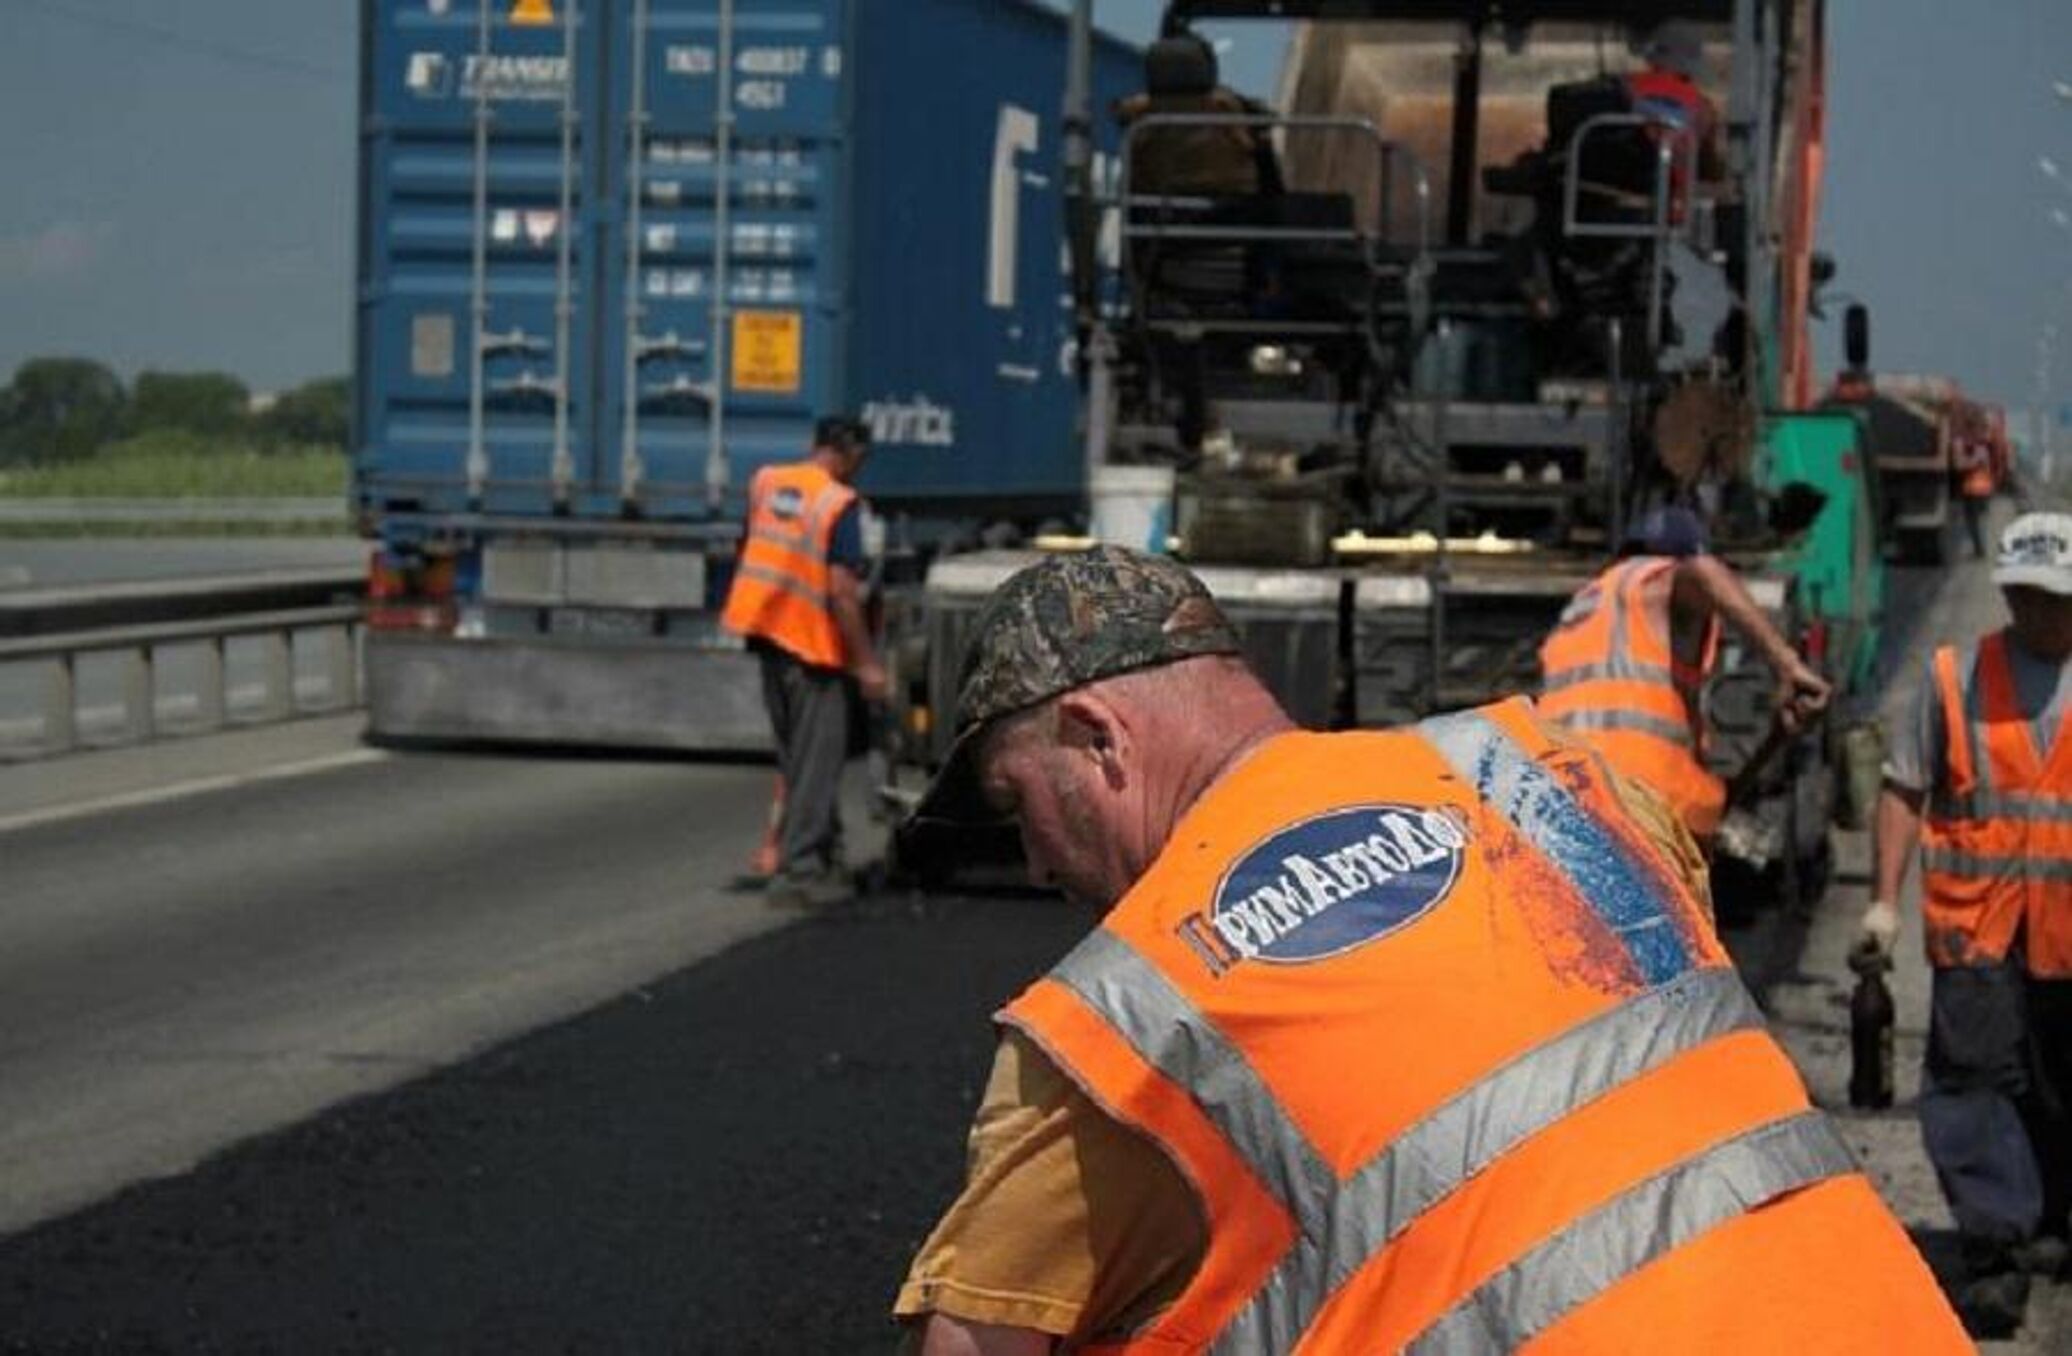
[1921, 959, 2072, 1248]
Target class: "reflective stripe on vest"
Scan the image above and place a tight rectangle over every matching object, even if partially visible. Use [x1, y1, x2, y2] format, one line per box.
[1407, 1111, 1856, 1354]
[1023, 709, 1849, 1352]
[1546, 707, 1695, 748]
[1921, 633, 2072, 974]
[731, 560, 828, 611]
[1538, 658, 1677, 694]
[1923, 848, 2072, 883]
[1931, 790, 2072, 824]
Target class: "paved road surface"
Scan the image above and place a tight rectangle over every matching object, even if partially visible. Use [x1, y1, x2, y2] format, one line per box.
[0, 719, 796, 1239]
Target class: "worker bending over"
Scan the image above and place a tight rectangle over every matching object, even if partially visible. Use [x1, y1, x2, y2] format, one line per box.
[1538, 506, 1831, 846]
[1862, 511, 2072, 1334]
[893, 547, 1961, 1354]
[720, 415, 888, 911]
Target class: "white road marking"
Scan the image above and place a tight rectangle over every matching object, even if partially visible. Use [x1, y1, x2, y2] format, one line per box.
[0, 748, 389, 835]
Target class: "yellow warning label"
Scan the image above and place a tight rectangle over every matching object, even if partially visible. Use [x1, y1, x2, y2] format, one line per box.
[511, 0, 555, 27]
[731, 310, 804, 395]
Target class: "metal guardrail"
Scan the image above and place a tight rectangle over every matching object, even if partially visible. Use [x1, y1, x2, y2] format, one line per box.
[0, 572, 368, 757]
[0, 568, 364, 637]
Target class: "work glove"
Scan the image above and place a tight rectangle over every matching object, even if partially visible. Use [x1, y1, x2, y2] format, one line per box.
[1856, 899, 1900, 959]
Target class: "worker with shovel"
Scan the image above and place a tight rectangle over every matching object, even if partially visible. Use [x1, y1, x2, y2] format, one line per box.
[1538, 505, 1832, 848]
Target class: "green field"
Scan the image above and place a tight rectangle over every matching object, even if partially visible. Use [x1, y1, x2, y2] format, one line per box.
[0, 435, 347, 499]
[0, 436, 349, 536]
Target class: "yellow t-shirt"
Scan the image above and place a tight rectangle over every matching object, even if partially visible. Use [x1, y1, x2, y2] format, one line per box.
[893, 745, 1710, 1344]
[892, 1028, 1205, 1346]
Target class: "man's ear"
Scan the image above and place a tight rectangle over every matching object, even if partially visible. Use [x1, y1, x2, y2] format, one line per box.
[1055, 689, 1128, 787]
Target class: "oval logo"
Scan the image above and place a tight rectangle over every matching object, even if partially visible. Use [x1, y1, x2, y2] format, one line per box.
[1202, 803, 1468, 967]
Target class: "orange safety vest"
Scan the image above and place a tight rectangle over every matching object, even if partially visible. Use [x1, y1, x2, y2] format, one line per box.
[720, 460, 857, 670]
[1921, 633, 2072, 977]
[1004, 705, 1963, 1353]
[1537, 558, 1726, 841]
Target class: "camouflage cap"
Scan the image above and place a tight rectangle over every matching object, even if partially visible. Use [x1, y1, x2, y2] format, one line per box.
[908, 546, 1243, 825]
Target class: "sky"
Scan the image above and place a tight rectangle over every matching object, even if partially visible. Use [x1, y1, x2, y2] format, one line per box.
[0, 0, 2065, 426]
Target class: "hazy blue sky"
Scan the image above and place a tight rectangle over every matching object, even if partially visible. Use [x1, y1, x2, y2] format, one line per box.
[0, 1, 2064, 424]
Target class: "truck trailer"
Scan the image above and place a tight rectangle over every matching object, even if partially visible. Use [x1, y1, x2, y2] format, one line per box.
[353, 0, 1140, 750]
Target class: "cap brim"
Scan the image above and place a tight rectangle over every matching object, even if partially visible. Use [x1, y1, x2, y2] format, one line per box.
[1992, 564, 2072, 596]
[902, 722, 1001, 831]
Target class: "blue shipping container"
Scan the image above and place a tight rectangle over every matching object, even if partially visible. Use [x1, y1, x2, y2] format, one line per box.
[354, 0, 1141, 533]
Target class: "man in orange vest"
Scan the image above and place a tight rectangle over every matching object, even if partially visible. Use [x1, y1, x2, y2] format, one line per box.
[1954, 419, 1999, 560]
[893, 547, 1962, 1353]
[1538, 506, 1832, 845]
[720, 415, 888, 910]
[1862, 510, 2072, 1333]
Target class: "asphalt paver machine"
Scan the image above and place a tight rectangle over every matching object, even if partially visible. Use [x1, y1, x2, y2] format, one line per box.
[899, 0, 1878, 910]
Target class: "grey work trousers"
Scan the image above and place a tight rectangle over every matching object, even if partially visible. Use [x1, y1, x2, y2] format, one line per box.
[757, 645, 849, 880]
[1921, 958, 2072, 1249]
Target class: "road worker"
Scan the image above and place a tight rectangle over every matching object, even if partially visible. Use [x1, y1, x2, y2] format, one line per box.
[1538, 505, 1832, 846]
[1624, 19, 1723, 220]
[1861, 510, 2072, 1334]
[1114, 31, 1280, 202]
[893, 546, 1963, 1354]
[720, 415, 888, 910]
[1954, 414, 1999, 559]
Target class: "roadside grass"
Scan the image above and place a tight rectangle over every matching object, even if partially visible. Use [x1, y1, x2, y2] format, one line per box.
[0, 434, 348, 499]
[0, 519, 350, 539]
[0, 435, 349, 535]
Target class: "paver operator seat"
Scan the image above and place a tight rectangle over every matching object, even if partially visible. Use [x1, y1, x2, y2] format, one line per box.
[1486, 74, 1667, 376]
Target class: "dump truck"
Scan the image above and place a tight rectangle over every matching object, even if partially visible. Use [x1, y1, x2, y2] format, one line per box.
[1821, 312, 2012, 568]
[891, 0, 1885, 907]
[1822, 363, 1960, 565]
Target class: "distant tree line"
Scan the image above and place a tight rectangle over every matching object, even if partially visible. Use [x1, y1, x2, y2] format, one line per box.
[0, 357, 348, 466]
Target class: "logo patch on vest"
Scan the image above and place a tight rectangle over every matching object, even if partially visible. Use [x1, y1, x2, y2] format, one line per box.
[1175, 804, 1468, 976]
[769, 486, 806, 520]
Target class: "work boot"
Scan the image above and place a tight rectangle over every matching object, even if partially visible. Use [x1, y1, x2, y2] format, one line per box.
[1952, 1270, 2031, 1339]
[2013, 1234, 2070, 1280]
[764, 868, 854, 913]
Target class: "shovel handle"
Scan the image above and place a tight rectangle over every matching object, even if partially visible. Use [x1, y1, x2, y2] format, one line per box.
[1724, 717, 1801, 809]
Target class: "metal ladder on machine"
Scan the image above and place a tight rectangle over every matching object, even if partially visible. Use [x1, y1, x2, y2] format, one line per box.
[1414, 115, 1690, 714]
[618, 0, 735, 513]
[1559, 111, 1696, 535]
[464, 0, 582, 511]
